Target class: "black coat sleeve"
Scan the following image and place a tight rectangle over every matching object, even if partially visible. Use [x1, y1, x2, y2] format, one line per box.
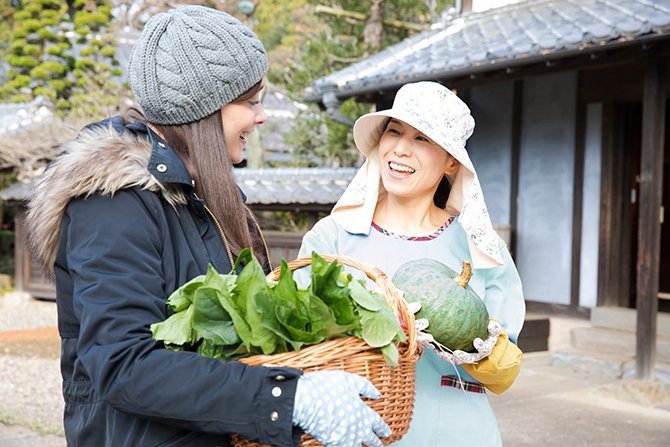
[63, 190, 302, 446]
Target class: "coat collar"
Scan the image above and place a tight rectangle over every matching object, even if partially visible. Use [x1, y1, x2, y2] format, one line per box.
[126, 119, 247, 202]
[28, 116, 190, 273]
[91, 117, 195, 189]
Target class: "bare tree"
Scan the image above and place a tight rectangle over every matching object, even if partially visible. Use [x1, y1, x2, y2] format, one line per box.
[363, 0, 384, 50]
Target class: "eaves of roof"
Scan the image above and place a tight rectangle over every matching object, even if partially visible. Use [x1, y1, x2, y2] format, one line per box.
[305, 32, 670, 103]
[305, 0, 670, 102]
[0, 168, 359, 206]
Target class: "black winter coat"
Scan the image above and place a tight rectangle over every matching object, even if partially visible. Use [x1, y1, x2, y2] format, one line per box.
[28, 117, 302, 447]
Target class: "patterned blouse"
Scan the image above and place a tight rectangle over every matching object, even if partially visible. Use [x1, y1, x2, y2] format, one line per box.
[371, 216, 456, 241]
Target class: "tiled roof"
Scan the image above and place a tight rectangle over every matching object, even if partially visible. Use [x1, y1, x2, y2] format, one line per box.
[0, 168, 358, 205]
[0, 83, 309, 170]
[0, 96, 55, 136]
[307, 0, 670, 99]
[257, 84, 310, 164]
[0, 180, 32, 202]
[234, 167, 356, 205]
[0, 98, 66, 176]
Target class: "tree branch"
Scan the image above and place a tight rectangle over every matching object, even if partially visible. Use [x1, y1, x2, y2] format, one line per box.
[314, 5, 428, 32]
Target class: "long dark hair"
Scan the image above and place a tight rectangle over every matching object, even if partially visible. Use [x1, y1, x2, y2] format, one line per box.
[123, 81, 268, 268]
[433, 175, 451, 209]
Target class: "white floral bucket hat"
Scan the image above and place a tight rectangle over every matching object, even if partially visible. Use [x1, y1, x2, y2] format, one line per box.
[332, 81, 504, 268]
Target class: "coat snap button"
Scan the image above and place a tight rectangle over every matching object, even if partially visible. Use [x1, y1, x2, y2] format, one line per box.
[270, 411, 279, 422]
[156, 164, 168, 173]
[272, 386, 282, 397]
[275, 375, 286, 381]
[158, 142, 166, 148]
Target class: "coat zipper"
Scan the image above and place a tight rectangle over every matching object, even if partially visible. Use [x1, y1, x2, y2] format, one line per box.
[248, 211, 273, 271]
[201, 202, 235, 269]
[194, 192, 272, 271]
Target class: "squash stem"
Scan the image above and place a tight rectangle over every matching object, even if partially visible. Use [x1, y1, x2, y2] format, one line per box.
[455, 261, 472, 288]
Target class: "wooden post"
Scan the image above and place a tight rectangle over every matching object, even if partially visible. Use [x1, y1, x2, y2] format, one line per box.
[14, 206, 26, 294]
[571, 73, 586, 309]
[636, 60, 666, 380]
[461, 0, 473, 14]
[598, 103, 630, 308]
[509, 80, 523, 257]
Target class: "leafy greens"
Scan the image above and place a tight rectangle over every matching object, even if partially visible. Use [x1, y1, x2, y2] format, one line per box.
[150, 250, 406, 366]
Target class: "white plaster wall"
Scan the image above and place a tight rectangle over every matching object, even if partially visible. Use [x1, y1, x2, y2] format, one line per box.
[516, 72, 577, 304]
[579, 103, 603, 308]
[466, 81, 514, 226]
[472, 0, 522, 12]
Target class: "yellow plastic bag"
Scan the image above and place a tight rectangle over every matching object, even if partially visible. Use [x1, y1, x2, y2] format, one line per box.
[462, 329, 522, 395]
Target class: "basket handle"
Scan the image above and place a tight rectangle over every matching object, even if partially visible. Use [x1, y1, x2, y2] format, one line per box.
[267, 254, 417, 356]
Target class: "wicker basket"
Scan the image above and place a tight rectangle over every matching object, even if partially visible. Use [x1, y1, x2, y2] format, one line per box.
[230, 254, 419, 447]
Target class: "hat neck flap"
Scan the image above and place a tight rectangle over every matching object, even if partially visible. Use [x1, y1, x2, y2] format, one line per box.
[332, 148, 504, 269]
[331, 152, 382, 235]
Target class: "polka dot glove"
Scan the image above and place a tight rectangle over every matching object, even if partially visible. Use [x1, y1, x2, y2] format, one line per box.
[408, 301, 501, 365]
[292, 370, 392, 447]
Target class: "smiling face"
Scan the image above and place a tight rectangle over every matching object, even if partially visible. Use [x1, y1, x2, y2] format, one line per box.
[220, 85, 267, 164]
[378, 118, 459, 201]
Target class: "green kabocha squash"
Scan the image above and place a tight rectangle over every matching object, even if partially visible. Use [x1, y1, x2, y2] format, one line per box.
[392, 259, 489, 352]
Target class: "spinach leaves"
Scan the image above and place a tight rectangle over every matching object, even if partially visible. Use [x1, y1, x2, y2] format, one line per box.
[150, 250, 406, 366]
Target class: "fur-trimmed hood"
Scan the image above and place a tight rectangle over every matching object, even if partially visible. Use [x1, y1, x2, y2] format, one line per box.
[28, 118, 189, 273]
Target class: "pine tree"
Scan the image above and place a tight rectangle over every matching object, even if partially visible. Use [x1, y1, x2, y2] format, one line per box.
[1, 0, 72, 105]
[68, 0, 123, 118]
[0, 0, 124, 118]
[0, 0, 13, 62]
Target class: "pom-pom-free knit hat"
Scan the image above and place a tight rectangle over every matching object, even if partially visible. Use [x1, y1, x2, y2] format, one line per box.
[128, 5, 268, 125]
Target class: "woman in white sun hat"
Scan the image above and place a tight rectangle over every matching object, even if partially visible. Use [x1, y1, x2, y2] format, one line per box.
[297, 81, 525, 446]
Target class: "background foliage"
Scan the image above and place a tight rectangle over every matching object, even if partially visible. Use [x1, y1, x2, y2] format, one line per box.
[0, 0, 456, 275]
[0, 0, 13, 63]
[0, 0, 123, 117]
[254, 0, 452, 166]
[0, 0, 453, 160]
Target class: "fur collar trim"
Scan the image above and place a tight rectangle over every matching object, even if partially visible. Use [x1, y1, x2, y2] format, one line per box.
[27, 123, 188, 273]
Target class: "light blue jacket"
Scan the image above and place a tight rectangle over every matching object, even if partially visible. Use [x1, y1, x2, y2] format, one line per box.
[297, 215, 525, 446]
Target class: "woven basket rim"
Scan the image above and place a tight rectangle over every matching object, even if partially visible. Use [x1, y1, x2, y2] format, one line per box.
[271, 254, 417, 352]
[238, 254, 418, 366]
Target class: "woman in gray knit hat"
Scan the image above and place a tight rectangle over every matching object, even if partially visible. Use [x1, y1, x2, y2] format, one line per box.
[27, 6, 389, 447]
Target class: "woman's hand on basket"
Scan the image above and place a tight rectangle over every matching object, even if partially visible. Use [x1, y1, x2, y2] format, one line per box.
[292, 370, 391, 447]
[408, 302, 501, 365]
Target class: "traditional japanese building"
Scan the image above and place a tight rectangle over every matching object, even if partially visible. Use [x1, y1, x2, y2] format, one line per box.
[306, 0, 670, 377]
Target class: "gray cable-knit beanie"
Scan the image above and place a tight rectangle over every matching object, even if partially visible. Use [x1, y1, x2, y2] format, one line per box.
[128, 5, 268, 125]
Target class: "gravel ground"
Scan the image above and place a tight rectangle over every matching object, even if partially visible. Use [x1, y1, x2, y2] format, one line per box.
[0, 292, 65, 445]
[0, 292, 58, 332]
[1, 291, 668, 447]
